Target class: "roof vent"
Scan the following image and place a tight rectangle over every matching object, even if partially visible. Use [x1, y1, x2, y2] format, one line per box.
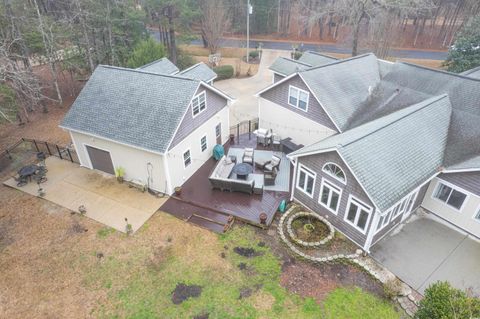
[368, 85, 374, 95]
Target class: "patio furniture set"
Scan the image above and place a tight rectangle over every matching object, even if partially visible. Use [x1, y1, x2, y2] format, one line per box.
[253, 128, 304, 154]
[13, 152, 48, 187]
[209, 141, 282, 195]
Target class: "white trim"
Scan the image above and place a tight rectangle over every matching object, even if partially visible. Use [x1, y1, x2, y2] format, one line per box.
[295, 164, 316, 198]
[162, 153, 173, 194]
[363, 210, 381, 252]
[287, 147, 337, 160]
[198, 82, 234, 102]
[82, 143, 117, 175]
[191, 90, 207, 118]
[473, 204, 480, 224]
[322, 162, 347, 184]
[62, 127, 165, 155]
[442, 167, 480, 173]
[290, 159, 298, 201]
[431, 179, 470, 212]
[200, 134, 208, 152]
[287, 85, 309, 112]
[254, 72, 299, 97]
[179, 62, 218, 83]
[344, 195, 373, 235]
[318, 178, 342, 215]
[182, 148, 192, 169]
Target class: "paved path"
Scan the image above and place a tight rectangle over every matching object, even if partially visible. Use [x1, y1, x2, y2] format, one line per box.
[371, 213, 480, 295]
[215, 49, 288, 125]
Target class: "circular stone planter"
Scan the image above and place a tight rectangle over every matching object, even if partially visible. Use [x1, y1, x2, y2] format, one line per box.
[286, 211, 335, 247]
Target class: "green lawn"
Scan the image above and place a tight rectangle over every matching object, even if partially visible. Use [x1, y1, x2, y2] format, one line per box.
[84, 222, 400, 319]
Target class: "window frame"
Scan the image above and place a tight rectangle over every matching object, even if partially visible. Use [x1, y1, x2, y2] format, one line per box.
[191, 91, 207, 117]
[318, 178, 343, 214]
[288, 85, 309, 112]
[432, 180, 469, 212]
[200, 135, 208, 152]
[322, 162, 347, 184]
[344, 195, 373, 234]
[183, 149, 192, 168]
[376, 210, 392, 233]
[474, 205, 480, 223]
[296, 164, 316, 198]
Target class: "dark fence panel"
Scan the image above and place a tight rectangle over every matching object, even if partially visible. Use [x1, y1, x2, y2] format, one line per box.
[229, 118, 259, 143]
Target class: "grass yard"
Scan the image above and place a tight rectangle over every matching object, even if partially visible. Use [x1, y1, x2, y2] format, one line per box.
[0, 187, 401, 318]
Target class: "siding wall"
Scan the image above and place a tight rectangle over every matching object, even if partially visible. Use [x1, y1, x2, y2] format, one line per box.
[421, 176, 480, 237]
[169, 85, 228, 150]
[438, 172, 480, 197]
[293, 151, 375, 247]
[259, 75, 338, 132]
[273, 73, 285, 83]
[70, 131, 168, 193]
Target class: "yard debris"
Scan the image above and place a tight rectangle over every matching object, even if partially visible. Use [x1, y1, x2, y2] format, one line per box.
[193, 313, 209, 319]
[220, 252, 226, 258]
[171, 283, 202, 304]
[239, 287, 252, 299]
[238, 262, 247, 270]
[257, 241, 265, 247]
[233, 246, 264, 258]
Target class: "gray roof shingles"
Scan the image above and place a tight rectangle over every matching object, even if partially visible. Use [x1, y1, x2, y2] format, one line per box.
[461, 65, 480, 79]
[298, 51, 337, 66]
[137, 57, 179, 75]
[269, 57, 312, 76]
[61, 65, 200, 154]
[178, 62, 217, 82]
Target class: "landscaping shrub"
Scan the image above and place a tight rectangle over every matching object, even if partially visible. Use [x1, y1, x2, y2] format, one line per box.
[249, 50, 260, 59]
[415, 281, 480, 319]
[176, 50, 196, 71]
[213, 65, 234, 80]
[292, 51, 303, 60]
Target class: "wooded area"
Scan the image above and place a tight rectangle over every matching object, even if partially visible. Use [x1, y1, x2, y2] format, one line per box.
[0, 0, 479, 124]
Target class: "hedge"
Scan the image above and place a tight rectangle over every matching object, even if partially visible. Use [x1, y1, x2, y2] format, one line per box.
[213, 65, 234, 80]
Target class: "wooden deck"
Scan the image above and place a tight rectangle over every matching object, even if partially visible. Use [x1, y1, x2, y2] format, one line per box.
[161, 134, 291, 229]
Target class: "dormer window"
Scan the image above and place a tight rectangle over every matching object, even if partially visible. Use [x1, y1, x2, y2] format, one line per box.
[288, 85, 309, 111]
[322, 163, 346, 184]
[192, 91, 207, 117]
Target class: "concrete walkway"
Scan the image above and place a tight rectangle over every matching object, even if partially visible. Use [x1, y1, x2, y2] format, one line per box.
[4, 157, 167, 233]
[215, 49, 289, 125]
[371, 211, 480, 295]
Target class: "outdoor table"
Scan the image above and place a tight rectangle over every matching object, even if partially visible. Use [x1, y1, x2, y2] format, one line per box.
[232, 163, 253, 180]
[18, 164, 39, 181]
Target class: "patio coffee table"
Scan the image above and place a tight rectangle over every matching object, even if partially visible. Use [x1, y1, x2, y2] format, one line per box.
[18, 164, 39, 181]
[232, 163, 253, 180]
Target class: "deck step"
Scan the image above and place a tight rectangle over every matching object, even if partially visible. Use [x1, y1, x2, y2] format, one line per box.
[188, 215, 226, 233]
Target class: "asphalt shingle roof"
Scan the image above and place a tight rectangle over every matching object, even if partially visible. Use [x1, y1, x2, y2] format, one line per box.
[461, 65, 480, 79]
[298, 51, 337, 66]
[61, 65, 200, 154]
[269, 57, 312, 76]
[178, 62, 217, 82]
[291, 95, 452, 211]
[137, 57, 179, 75]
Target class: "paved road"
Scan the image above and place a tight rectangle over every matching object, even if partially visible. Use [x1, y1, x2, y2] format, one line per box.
[150, 31, 447, 60]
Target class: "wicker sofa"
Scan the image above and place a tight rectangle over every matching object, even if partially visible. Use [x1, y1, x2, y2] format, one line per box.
[209, 156, 255, 194]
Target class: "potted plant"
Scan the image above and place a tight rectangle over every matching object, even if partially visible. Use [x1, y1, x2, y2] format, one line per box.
[115, 167, 125, 183]
[174, 186, 182, 196]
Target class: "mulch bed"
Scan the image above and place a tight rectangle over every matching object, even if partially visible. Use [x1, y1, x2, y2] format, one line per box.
[280, 260, 386, 303]
[171, 283, 203, 304]
[291, 216, 330, 242]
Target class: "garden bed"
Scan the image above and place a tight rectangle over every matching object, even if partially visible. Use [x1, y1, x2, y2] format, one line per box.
[287, 211, 334, 247]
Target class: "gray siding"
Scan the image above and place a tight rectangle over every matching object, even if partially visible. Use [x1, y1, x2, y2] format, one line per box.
[273, 73, 285, 83]
[169, 86, 228, 150]
[293, 151, 374, 247]
[260, 75, 338, 131]
[437, 172, 480, 197]
[414, 182, 429, 210]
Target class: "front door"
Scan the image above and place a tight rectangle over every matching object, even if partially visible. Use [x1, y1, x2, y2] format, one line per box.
[215, 123, 222, 145]
[85, 145, 115, 175]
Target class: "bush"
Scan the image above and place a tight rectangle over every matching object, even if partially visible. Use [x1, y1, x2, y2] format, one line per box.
[176, 50, 196, 71]
[249, 50, 260, 59]
[415, 281, 480, 319]
[126, 37, 166, 68]
[291, 51, 302, 60]
[213, 65, 234, 80]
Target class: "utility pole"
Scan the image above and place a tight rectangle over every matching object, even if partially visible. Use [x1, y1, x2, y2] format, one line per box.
[246, 0, 252, 63]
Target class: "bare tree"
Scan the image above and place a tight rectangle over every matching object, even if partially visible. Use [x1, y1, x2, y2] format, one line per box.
[199, 0, 229, 54]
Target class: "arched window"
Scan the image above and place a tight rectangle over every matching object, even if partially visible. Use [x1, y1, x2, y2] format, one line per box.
[322, 163, 346, 183]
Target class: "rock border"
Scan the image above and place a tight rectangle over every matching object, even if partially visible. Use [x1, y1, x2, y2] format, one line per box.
[286, 211, 335, 247]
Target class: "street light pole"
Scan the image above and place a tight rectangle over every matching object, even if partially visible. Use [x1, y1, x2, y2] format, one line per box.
[246, 0, 251, 63]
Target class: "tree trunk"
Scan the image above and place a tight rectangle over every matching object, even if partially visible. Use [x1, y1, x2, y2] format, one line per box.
[166, 6, 177, 64]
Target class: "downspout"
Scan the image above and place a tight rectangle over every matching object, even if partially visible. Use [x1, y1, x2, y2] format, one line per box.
[290, 158, 298, 201]
[162, 153, 173, 195]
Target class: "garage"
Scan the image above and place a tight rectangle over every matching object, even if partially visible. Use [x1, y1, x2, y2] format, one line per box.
[85, 145, 115, 175]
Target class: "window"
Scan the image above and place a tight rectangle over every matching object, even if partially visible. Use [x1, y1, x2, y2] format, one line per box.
[296, 165, 316, 197]
[200, 135, 207, 152]
[192, 91, 206, 116]
[215, 123, 221, 138]
[345, 196, 372, 233]
[319, 179, 342, 214]
[322, 163, 346, 183]
[475, 208, 480, 222]
[183, 149, 191, 168]
[376, 210, 392, 232]
[433, 182, 467, 210]
[288, 86, 309, 111]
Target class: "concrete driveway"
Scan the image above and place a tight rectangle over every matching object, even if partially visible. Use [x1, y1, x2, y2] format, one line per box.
[4, 157, 167, 233]
[371, 212, 480, 295]
[215, 49, 289, 125]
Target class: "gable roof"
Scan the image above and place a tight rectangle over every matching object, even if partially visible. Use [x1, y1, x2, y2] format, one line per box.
[269, 57, 312, 76]
[298, 51, 337, 66]
[461, 65, 480, 79]
[290, 95, 452, 212]
[61, 65, 218, 154]
[137, 57, 179, 75]
[178, 62, 217, 82]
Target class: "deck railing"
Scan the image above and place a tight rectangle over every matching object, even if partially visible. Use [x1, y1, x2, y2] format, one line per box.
[229, 118, 259, 143]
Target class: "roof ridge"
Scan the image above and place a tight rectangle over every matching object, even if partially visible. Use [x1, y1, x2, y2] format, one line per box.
[340, 94, 449, 148]
[399, 62, 480, 82]
[302, 50, 338, 60]
[179, 62, 205, 74]
[277, 56, 313, 67]
[301, 53, 375, 73]
[462, 65, 480, 75]
[98, 65, 199, 82]
[137, 57, 170, 69]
